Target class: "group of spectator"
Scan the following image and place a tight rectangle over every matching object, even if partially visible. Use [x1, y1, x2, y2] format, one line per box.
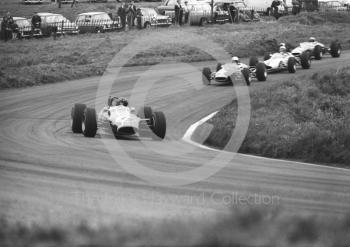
[174, 0, 190, 25]
[1, 11, 43, 42]
[117, 1, 137, 30]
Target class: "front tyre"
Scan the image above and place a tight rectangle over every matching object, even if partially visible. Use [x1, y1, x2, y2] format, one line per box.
[138, 106, 153, 126]
[71, 103, 86, 133]
[300, 52, 311, 69]
[242, 68, 251, 86]
[256, 62, 267, 81]
[151, 111, 166, 140]
[314, 45, 322, 60]
[287, 57, 296, 73]
[330, 41, 341, 58]
[82, 107, 97, 137]
[202, 67, 211, 85]
[216, 63, 222, 72]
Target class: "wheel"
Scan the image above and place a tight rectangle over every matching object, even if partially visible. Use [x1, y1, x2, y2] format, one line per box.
[330, 41, 341, 58]
[151, 111, 166, 140]
[202, 67, 211, 85]
[249, 56, 259, 67]
[82, 107, 97, 137]
[241, 68, 251, 86]
[314, 45, 322, 60]
[287, 57, 296, 73]
[216, 63, 222, 72]
[263, 53, 271, 61]
[200, 18, 208, 26]
[255, 62, 267, 81]
[71, 103, 86, 133]
[137, 106, 153, 125]
[144, 22, 151, 29]
[300, 51, 311, 69]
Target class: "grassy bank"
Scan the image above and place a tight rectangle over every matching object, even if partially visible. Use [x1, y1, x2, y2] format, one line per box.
[1, 206, 349, 247]
[0, 11, 350, 88]
[198, 67, 350, 167]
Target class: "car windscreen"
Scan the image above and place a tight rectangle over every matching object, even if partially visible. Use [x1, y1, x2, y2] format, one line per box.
[92, 13, 111, 21]
[15, 19, 30, 28]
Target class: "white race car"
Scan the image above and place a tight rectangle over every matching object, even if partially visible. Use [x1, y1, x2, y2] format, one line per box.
[261, 51, 311, 73]
[202, 60, 267, 86]
[291, 39, 341, 60]
[71, 97, 166, 140]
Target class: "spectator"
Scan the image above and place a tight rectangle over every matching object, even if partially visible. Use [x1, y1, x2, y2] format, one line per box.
[179, 3, 184, 25]
[136, 8, 142, 29]
[130, 1, 137, 27]
[71, 0, 77, 8]
[292, 0, 302, 14]
[31, 12, 41, 29]
[228, 5, 237, 23]
[126, 2, 135, 30]
[2, 12, 14, 42]
[174, 0, 180, 25]
[183, 1, 189, 24]
[117, 3, 127, 30]
[271, 0, 280, 18]
[58, 0, 62, 8]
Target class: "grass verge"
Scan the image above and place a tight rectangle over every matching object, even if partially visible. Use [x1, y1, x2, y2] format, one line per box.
[196, 66, 350, 167]
[1, 206, 350, 247]
[0, 10, 350, 88]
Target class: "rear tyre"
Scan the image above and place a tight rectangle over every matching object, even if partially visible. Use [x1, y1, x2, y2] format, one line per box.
[71, 103, 86, 133]
[151, 111, 166, 140]
[330, 41, 341, 58]
[314, 45, 322, 60]
[256, 62, 267, 81]
[300, 52, 311, 69]
[249, 56, 259, 67]
[264, 53, 271, 61]
[287, 57, 296, 73]
[242, 68, 251, 86]
[82, 107, 97, 137]
[216, 63, 222, 72]
[202, 67, 211, 85]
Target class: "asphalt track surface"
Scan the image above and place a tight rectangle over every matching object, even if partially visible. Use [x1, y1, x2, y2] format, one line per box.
[1, 52, 350, 226]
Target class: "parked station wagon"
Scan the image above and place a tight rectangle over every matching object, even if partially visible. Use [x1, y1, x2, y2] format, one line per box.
[37, 12, 79, 36]
[75, 12, 120, 33]
[136, 8, 172, 29]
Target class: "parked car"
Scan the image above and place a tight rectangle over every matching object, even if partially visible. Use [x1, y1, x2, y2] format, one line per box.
[0, 17, 42, 40]
[13, 17, 42, 39]
[75, 12, 121, 33]
[22, 0, 43, 4]
[319, 0, 349, 11]
[136, 7, 172, 29]
[37, 13, 79, 36]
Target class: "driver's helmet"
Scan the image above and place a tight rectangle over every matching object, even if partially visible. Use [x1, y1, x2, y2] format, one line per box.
[279, 45, 287, 53]
[309, 37, 316, 42]
[111, 97, 128, 107]
[117, 97, 128, 106]
[279, 42, 286, 47]
[232, 56, 240, 64]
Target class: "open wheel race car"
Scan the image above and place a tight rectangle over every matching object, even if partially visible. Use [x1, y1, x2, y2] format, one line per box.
[291, 39, 341, 60]
[253, 50, 311, 74]
[71, 97, 166, 140]
[202, 60, 267, 86]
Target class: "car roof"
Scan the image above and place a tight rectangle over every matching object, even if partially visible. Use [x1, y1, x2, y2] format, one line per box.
[78, 12, 107, 16]
[37, 12, 62, 16]
[13, 17, 27, 21]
